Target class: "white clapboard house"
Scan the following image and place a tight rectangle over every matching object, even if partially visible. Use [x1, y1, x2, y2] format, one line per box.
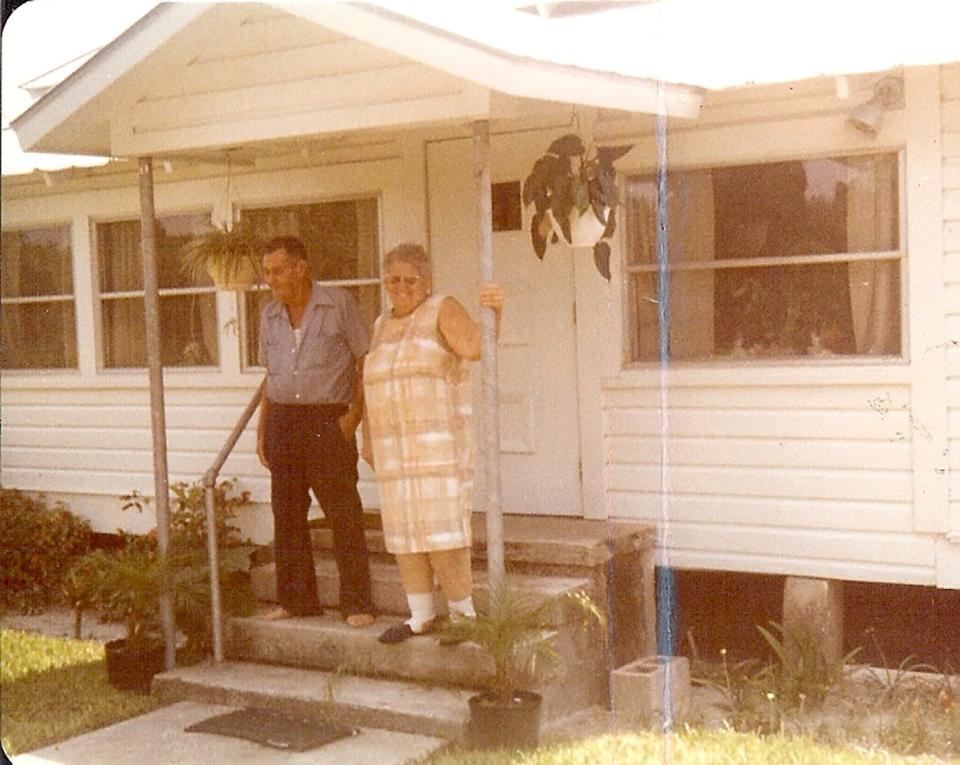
[3, 1, 958, 621]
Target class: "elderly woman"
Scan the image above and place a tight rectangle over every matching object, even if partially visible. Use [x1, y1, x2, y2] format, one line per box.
[362, 243, 502, 643]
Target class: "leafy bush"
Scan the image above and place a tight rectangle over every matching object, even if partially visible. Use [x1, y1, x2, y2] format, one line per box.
[0, 488, 93, 613]
[68, 479, 257, 657]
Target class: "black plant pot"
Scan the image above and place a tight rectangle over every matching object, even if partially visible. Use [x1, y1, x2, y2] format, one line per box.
[104, 638, 165, 694]
[466, 690, 542, 750]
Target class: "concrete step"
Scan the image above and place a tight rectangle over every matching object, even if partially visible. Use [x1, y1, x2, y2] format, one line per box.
[152, 660, 473, 743]
[225, 610, 606, 720]
[308, 513, 650, 574]
[227, 613, 496, 689]
[249, 560, 592, 625]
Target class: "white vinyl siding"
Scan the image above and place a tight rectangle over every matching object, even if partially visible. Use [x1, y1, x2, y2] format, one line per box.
[109, 4, 489, 157]
[0, 157, 402, 539]
[942, 65, 960, 552]
[601, 67, 952, 585]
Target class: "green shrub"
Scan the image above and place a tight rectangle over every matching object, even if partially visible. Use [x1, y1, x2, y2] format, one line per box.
[0, 488, 93, 613]
[68, 479, 257, 658]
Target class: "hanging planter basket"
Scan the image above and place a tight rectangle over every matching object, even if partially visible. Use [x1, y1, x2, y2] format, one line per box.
[205, 257, 260, 291]
[522, 133, 632, 280]
[179, 223, 263, 291]
[547, 206, 610, 248]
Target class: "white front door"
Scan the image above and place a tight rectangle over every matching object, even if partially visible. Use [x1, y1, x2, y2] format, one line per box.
[426, 131, 582, 516]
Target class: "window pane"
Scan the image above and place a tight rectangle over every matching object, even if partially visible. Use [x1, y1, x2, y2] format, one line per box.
[97, 214, 217, 368]
[102, 294, 219, 368]
[1, 226, 77, 370]
[240, 198, 381, 367]
[243, 199, 380, 281]
[2, 227, 73, 298]
[712, 155, 899, 260]
[626, 153, 901, 362]
[98, 214, 213, 293]
[1, 302, 77, 369]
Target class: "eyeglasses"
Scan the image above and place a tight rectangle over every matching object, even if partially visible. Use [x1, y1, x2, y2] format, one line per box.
[384, 276, 422, 288]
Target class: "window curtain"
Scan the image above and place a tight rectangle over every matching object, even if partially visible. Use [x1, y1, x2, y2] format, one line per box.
[99, 222, 146, 367]
[628, 172, 715, 360]
[846, 155, 900, 355]
[1, 229, 77, 369]
[667, 171, 715, 359]
[354, 198, 381, 328]
[627, 188, 660, 361]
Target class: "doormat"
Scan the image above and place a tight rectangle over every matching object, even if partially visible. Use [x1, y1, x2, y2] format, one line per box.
[185, 707, 358, 751]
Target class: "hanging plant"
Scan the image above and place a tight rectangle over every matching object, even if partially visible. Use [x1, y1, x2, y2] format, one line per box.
[179, 221, 263, 291]
[522, 134, 632, 280]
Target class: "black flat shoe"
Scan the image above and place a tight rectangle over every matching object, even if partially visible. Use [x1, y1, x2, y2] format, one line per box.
[377, 622, 416, 644]
[377, 619, 436, 644]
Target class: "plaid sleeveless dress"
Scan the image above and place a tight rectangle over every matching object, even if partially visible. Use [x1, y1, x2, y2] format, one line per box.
[363, 294, 474, 554]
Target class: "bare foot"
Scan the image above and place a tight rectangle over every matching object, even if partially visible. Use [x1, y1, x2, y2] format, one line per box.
[262, 607, 293, 621]
[345, 613, 375, 628]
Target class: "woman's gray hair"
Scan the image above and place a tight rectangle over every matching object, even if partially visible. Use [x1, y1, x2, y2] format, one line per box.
[383, 243, 432, 282]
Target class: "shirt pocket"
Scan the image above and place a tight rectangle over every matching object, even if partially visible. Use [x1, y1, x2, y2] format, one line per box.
[300, 310, 341, 368]
[263, 337, 284, 374]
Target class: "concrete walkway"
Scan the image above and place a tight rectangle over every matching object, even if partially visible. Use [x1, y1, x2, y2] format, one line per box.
[11, 701, 446, 765]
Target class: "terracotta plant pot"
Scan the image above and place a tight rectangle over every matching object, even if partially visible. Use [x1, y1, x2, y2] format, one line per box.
[104, 638, 165, 694]
[466, 690, 542, 750]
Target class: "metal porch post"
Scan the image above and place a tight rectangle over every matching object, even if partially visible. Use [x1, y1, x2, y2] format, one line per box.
[472, 120, 504, 589]
[138, 157, 177, 670]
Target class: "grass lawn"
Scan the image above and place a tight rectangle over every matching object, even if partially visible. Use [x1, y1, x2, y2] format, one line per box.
[420, 729, 957, 765]
[1, 629, 164, 757]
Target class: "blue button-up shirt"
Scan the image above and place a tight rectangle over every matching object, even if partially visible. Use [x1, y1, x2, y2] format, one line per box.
[259, 283, 370, 405]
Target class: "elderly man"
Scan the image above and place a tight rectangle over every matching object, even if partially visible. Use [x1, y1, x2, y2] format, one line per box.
[256, 235, 375, 627]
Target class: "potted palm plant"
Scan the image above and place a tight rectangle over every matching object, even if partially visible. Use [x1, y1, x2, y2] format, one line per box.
[522, 134, 632, 280]
[69, 539, 168, 693]
[438, 583, 605, 750]
[179, 221, 263, 290]
[68, 480, 256, 692]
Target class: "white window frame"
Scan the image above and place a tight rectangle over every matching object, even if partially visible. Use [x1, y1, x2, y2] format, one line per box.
[237, 194, 383, 371]
[0, 224, 79, 372]
[92, 210, 220, 371]
[621, 149, 908, 368]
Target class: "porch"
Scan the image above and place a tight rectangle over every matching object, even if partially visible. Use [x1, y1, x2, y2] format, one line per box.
[153, 513, 656, 742]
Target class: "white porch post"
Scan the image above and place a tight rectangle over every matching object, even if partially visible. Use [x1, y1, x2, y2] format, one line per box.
[472, 120, 504, 588]
[138, 157, 177, 670]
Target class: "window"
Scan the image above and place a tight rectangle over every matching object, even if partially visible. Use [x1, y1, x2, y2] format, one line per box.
[492, 181, 522, 232]
[96, 214, 218, 368]
[625, 153, 902, 363]
[1, 226, 78, 370]
[240, 198, 381, 366]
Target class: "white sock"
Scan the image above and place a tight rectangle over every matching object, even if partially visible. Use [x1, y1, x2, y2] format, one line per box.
[405, 592, 437, 633]
[448, 596, 476, 618]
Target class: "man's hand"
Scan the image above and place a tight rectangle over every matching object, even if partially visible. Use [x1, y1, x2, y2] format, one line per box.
[361, 439, 375, 469]
[257, 387, 270, 469]
[338, 412, 358, 442]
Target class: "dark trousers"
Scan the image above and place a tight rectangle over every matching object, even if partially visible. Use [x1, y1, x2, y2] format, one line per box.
[265, 402, 374, 617]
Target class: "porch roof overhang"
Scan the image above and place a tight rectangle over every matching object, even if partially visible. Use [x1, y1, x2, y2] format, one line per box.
[9, 1, 703, 162]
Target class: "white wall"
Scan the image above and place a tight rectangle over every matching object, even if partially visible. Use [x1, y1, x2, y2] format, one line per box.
[1, 156, 403, 542]
[4, 65, 957, 587]
[597, 67, 954, 586]
[940, 64, 960, 585]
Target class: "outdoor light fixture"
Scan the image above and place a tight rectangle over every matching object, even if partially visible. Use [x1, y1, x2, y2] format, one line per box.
[847, 75, 904, 136]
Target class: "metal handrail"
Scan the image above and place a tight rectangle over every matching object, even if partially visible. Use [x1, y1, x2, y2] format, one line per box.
[203, 379, 264, 662]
